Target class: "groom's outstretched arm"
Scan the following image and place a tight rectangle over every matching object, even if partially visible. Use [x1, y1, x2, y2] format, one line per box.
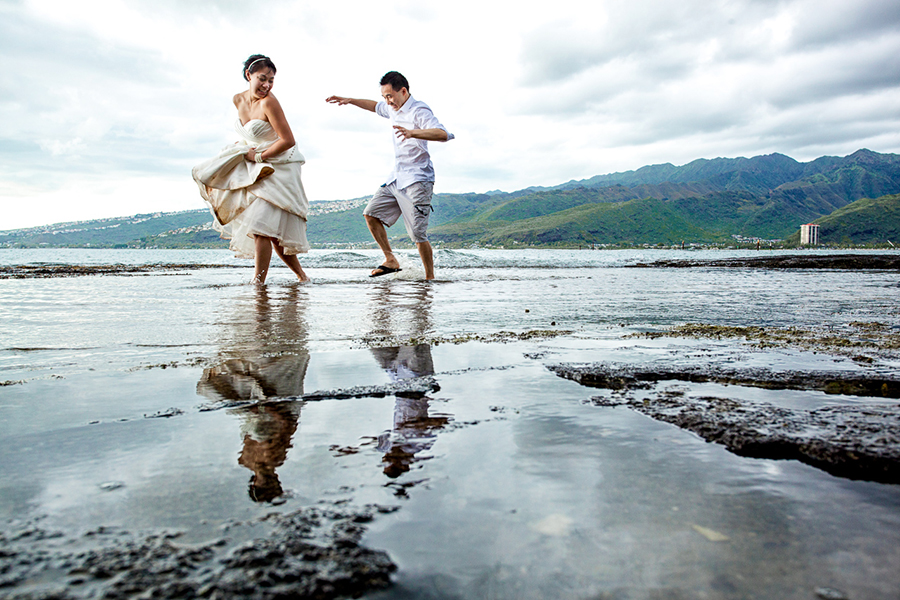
[325, 96, 377, 112]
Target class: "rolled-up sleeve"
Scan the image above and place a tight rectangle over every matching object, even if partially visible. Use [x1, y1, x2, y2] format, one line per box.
[414, 106, 454, 140]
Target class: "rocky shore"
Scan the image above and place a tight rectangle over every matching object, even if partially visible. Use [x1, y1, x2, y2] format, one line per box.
[550, 362, 900, 484]
[2, 504, 398, 600]
[636, 253, 900, 270]
[0, 264, 241, 279]
[3, 252, 898, 280]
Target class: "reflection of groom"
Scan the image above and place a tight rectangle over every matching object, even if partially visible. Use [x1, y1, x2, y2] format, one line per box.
[372, 344, 449, 479]
[364, 283, 450, 479]
[370, 344, 434, 382]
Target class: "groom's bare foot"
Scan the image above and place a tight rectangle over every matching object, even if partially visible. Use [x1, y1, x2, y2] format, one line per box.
[371, 255, 399, 276]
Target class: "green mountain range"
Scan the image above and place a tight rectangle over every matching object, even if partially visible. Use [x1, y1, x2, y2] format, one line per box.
[3, 149, 899, 249]
[427, 148, 900, 247]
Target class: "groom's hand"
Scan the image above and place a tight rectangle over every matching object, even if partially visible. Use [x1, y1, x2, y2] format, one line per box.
[326, 96, 377, 112]
[393, 125, 414, 140]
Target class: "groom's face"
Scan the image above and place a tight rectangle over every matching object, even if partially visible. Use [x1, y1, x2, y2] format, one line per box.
[381, 85, 409, 111]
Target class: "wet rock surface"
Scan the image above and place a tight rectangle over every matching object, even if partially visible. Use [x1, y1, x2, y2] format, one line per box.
[551, 363, 900, 398]
[302, 376, 441, 401]
[635, 253, 900, 270]
[550, 363, 900, 484]
[628, 321, 900, 360]
[0, 264, 240, 279]
[1, 504, 397, 600]
[358, 329, 574, 349]
[198, 375, 442, 412]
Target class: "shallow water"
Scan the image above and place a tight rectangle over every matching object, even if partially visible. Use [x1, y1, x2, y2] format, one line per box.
[1, 248, 899, 599]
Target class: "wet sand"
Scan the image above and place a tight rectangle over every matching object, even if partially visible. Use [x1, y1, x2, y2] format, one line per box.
[2, 250, 899, 599]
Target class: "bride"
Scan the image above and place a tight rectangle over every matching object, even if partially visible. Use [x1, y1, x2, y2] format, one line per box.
[193, 54, 310, 283]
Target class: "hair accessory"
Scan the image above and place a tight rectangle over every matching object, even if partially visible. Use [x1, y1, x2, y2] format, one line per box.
[247, 57, 269, 71]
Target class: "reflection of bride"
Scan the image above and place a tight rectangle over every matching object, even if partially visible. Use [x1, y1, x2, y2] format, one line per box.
[236, 402, 301, 502]
[197, 286, 309, 502]
[198, 354, 308, 401]
[366, 283, 451, 479]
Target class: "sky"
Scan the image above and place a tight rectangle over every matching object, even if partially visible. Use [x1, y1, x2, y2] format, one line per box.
[2, 0, 900, 230]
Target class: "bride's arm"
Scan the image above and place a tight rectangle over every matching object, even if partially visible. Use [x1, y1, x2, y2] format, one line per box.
[247, 94, 295, 161]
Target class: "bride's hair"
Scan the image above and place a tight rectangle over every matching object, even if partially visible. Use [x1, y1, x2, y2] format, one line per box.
[243, 55, 276, 81]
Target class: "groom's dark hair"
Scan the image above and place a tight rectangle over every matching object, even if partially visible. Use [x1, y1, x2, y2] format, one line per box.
[380, 71, 409, 93]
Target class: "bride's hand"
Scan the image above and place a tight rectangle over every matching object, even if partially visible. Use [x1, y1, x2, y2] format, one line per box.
[246, 147, 257, 162]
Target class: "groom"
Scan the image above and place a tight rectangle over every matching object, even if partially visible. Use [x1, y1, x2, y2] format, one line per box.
[326, 71, 454, 280]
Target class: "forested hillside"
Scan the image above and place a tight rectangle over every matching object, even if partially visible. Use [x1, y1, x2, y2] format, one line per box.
[2, 149, 898, 248]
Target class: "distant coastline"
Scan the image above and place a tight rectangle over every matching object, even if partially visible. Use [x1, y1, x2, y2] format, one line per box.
[3, 149, 899, 249]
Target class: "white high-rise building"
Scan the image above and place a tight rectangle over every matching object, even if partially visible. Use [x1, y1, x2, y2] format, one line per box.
[800, 223, 820, 245]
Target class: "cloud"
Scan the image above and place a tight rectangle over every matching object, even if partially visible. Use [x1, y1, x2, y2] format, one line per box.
[763, 36, 900, 108]
[787, 0, 900, 50]
[517, 0, 900, 113]
[508, 0, 900, 170]
[0, 4, 215, 180]
[1, 0, 899, 229]
[518, 0, 743, 86]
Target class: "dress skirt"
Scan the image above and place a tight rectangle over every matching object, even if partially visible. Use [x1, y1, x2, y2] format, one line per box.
[192, 118, 310, 260]
[227, 196, 310, 259]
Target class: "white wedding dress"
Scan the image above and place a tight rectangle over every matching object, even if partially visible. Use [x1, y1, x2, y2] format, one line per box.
[192, 119, 309, 259]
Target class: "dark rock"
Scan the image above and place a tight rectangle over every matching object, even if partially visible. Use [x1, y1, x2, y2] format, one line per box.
[200, 376, 441, 412]
[0, 505, 397, 600]
[551, 363, 900, 484]
[550, 363, 900, 398]
[143, 408, 185, 419]
[635, 253, 900, 270]
[0, 264, 242, 279]
[815, 587, 849, 600]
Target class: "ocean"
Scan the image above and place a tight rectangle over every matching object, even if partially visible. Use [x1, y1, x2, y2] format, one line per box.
[1, 248, 898, 599]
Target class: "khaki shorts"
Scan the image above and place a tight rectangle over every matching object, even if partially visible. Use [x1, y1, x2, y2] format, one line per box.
[363, 181, 434, 243]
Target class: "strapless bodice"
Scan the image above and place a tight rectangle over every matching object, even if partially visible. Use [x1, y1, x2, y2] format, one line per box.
[235, 118, 278, 144]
